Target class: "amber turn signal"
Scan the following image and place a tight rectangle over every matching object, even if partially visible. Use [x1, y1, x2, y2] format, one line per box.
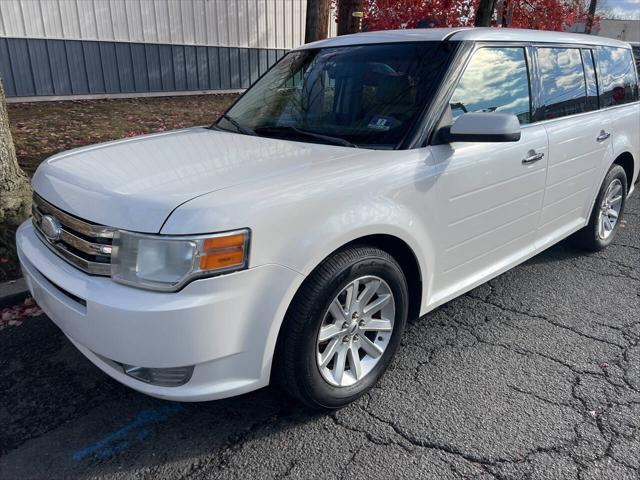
[199, 233, 247, 271]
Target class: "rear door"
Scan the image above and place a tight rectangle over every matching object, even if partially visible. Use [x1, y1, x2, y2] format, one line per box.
[533, 46, 613, 249]
[429, 45, 548, 299]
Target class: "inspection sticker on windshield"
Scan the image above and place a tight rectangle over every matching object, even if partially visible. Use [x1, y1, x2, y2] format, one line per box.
[367, 116, 396, 131]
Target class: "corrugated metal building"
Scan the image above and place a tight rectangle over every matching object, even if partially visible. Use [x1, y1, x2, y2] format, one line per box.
[0, 0, 336, 101]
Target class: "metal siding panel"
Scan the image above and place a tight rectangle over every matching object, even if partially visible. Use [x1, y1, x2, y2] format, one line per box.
[184, 45, 198, 90]
[1, 2, 26, 37]
[204, 0, 218, 45]
[193, 0, 207, 45]
[153, 0, 171, 44]
[27, 39, 54, 95]
[228, 47, 240, 89]
[58, 0, 81, 38]
[41, 0, 65, 37]
[0, 38, 16, 96]
[140, 1, 159, 43]
[267, 0, 276, 49]
[168, 0, 183, 44]
[256, 0, 268, 49]
[21, 0, 45, 37]
[258, 48, 268, 76]
[172, 45, 187, 90]
[110, 0, 129, 41]
[249, 48, 259, 85]
[94, 0, 115, 40]
[180, 0, 195, 45]
[208, 46, 221, 89]
[267, 48, 276, 66]
[130, 43, 149, 92]
[237, 0, 248, 47]
[47, 40, 72, 95]
[158, 44, 175, 91]
[124, 0, 144, 43]
[218, 47, 231, 89]
[215, 0, 229, 46]
[145, 43, 162, 91]
[7, 38, 35, 96]
[81, 41, 104, 93]
[283, 0, 292, 49]
[196, 46, 208, 89]
[114, 42, 135, 92]
[99, 41, 120, 93]
[65, 40, 89, 94]
[77, 0, 98, 39]
[238, 48, 250, 88]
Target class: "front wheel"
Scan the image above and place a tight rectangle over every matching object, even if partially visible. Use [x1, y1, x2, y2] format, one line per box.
[273, 246, 408, 409]
[573, 164, 627, 251]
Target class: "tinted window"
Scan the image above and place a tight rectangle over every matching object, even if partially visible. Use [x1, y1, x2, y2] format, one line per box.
[582, 49, 599, 111]
[536, 48, 587, 120]
[449, 47, 531, 124]
[222, 42, 454, 148]
[597, 46, 639, 106]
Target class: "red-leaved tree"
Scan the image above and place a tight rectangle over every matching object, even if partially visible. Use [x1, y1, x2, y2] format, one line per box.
[332, 0, 595, 32]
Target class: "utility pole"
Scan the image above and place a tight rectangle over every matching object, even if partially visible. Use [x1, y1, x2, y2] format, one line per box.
[305, 0, 331, 43]
[585, 0, 597, 34]
[337, 0, 364, 36]
[474, 0, 498, 27]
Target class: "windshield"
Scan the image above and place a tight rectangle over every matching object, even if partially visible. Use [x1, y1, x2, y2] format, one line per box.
[218, 42, 454, 148]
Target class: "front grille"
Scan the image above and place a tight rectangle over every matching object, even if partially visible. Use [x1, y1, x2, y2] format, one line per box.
[32, 193, 115, 276]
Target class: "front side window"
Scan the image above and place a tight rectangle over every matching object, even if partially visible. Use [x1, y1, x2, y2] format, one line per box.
[536, 47, 587, 120]
[597, 46, 639, 107]
[219, 42, 454, 148]
[449, 47, 531, 125]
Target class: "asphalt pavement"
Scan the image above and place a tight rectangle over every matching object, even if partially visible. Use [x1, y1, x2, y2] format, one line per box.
[1, 193, 639, 480]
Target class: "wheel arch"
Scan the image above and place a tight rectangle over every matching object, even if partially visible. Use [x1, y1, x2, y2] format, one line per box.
[613, 151, 636, 188]
[341, 234, 423, 321]
[268, 232, 425, 384]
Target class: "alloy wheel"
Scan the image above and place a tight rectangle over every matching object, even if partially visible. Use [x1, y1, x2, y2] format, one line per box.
[597, 178, 623, 240]
[316, 275, 395, 387]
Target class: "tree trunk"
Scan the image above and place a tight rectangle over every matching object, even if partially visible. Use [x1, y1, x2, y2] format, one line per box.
[0, 79, 31, 226]
[474, 0, 498, 27]
[305, 0, 331, 43]
[585, 0, 597, 34]
[337, 0, 364, 36]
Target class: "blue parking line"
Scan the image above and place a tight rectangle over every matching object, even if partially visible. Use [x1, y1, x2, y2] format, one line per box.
[72, 403, 185, 461]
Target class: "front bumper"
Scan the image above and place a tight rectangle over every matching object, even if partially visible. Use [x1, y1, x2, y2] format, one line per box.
[16, 220, 304, 401]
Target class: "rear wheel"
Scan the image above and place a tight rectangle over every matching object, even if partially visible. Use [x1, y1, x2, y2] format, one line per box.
[274, 246, 408, 409]
[573, 164, 627, 251]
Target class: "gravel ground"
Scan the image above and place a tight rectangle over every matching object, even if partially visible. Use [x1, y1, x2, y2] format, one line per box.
[0, 193, 638, 480]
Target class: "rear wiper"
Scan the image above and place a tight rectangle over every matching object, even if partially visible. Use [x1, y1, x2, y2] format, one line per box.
[217, 114, 257, 136]
[255, 125, 358, 148]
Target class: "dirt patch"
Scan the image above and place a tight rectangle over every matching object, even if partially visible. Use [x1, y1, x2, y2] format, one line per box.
[0, 94, 239, 283]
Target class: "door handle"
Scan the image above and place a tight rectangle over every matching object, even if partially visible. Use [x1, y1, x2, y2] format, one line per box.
[522, 151, 544, 164]
[596, 131, 611, 142]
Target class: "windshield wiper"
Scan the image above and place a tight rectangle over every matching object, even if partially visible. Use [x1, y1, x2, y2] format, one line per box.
[255, 125, 358, 148]
[217, 114, 257, 136]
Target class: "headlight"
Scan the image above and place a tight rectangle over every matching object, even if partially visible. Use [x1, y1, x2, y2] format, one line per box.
[111, 229, 250, 291]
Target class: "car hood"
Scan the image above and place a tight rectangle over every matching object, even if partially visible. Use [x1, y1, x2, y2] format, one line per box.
[32, 127, 359, 232]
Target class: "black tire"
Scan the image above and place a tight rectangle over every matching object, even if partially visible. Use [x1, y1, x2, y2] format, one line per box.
[573, 164, 627, 251]
[273, 246, 408, 410]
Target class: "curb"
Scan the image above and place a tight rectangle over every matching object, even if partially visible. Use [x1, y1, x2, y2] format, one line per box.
[0, 278, 29, 309]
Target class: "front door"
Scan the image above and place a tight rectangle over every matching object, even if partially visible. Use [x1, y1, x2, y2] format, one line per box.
[429, 46, 549, 303]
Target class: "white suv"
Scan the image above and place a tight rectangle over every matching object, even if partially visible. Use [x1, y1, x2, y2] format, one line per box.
[17, 28, 639, 409]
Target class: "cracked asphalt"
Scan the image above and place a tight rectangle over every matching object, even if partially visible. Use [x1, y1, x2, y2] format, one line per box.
[1, 193, 639, 480]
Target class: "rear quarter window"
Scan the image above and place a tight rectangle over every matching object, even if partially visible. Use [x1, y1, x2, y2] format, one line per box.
[597, 46, 639, 107]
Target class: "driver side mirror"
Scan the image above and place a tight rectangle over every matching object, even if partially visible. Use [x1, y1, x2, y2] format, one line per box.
[443, 112, 521, 143]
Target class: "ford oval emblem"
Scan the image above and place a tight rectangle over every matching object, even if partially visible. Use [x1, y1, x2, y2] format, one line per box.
[40, 215, 62, 242]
